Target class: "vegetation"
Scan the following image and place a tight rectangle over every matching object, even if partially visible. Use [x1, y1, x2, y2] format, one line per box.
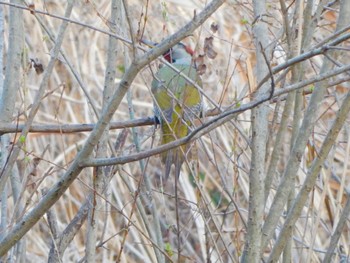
[0, 0, 350, 262]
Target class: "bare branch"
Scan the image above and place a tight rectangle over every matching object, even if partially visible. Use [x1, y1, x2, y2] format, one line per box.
[0, 1, 132, 44]
[0, 0, 226, 256]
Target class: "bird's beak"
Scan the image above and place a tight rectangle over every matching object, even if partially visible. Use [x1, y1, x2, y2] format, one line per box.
[140, 39, 157, 48]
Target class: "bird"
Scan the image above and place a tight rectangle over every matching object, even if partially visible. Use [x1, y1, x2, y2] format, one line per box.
[149, 41, 203, 180]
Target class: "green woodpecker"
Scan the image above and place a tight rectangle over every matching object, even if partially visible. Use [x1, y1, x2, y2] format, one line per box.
[151, 42, 202, 179]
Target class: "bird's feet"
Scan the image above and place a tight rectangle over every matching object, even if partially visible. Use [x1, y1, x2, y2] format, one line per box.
[154, 115, 160, 128]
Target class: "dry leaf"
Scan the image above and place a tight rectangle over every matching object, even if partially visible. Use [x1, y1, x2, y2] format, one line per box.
[197, 64, 206, 75]
[195, 54, 206, 75]
[28, 4, 35, 15]
[30, 58, 44, 74]
[204, 37, 217, 59]
[210, 22, 218, 33]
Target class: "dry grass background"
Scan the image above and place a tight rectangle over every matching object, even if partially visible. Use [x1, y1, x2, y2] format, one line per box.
[3, 0, 350, 262]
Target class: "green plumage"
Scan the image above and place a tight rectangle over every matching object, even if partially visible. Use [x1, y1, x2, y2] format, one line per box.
[152, 64, 202, 179]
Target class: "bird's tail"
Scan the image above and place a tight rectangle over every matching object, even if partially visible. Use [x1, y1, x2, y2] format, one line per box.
[163, 146, 186, 181]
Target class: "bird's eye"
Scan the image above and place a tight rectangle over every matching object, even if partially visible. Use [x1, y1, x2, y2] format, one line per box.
[162, 48, 173, 63]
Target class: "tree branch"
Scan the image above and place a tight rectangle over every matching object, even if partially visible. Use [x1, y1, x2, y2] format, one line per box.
[0, 0, 226, 256]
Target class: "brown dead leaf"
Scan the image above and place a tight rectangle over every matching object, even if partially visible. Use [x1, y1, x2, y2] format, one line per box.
[195, 54, 206, 75]
[204, 37, 217, 59]
[197, 64, 207, 75]
[210, 22, 218, 33]
[28, 4, 35, 15]
[30, 58, 44, 75]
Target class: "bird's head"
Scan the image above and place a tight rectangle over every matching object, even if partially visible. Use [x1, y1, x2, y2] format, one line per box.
[163, 43, 194, 64]
[141, 39, 194, 64]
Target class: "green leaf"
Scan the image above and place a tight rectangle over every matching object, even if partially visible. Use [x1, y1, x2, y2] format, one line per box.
[240, 18, 249, 25]
[188, 171, 205, 187]
[199, 171, 205, 181]
[19, 135, 26, 143]
[164, 242, 173, 256]
[210, 190, 222, 206]
[161, 2, 168, 20]
[117, 64, 125, 73]
[188, 173, 196, 187]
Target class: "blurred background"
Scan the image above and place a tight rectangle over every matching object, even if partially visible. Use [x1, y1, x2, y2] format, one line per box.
[2, 0, 349, 262]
